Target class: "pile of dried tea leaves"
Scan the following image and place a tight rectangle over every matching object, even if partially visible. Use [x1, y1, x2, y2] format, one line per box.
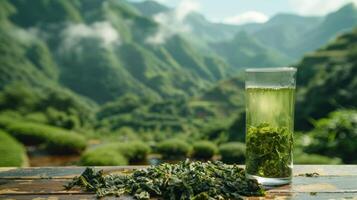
[65, 160, 265, 200]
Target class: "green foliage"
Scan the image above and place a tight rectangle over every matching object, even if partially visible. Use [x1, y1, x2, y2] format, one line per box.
[66, 161, 265, 199]
[119, 141, 151, 162]
[4, 121, 87, 154]
[0, 130, 27, 167]
[0, 0, 15, 21]
[97, 94, 142, 120]
[10, 0, 82, 27]
[305, 110, 357, 163]
[294, 153, 342, 164]
[80, 141, 150, 166]
[0, 83, 95, 129]
[219, 142, 246, 164]
[192, 141, 217, 160]
[157, 139, 191, 159]
[45, 131, 87, 155]
[296, 28, 357, 130]
[80, 147, 128, 166]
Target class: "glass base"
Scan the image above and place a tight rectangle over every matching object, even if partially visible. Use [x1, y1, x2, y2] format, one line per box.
[246, 173, 291, 186]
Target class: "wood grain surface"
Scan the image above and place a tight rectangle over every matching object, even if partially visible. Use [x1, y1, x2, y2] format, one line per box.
[0, 165, 356, 200]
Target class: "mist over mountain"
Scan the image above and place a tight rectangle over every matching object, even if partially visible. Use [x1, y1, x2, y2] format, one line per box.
[1, 0, 229, 104]
[132, 1, 357, 66]
[0, 0, 356, 106]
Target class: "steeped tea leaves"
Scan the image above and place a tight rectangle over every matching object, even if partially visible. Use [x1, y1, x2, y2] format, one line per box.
[246, 123, 293, 178]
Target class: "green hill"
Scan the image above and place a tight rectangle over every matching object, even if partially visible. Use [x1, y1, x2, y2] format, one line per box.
[251, 14, 322, 59]
[295, 28, 357, 130]
[210, 31, 290, 68]
[1, 0, 229, 104]
[131, 0, 170, 17]
[292, 3, 357, 58]
[1, 0, 356, 135]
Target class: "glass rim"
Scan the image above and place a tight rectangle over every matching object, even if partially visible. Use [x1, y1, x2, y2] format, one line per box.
[245, 67, 297, 73]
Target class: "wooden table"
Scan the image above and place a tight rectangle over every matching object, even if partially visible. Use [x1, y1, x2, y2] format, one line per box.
[0, 165, 356, 199]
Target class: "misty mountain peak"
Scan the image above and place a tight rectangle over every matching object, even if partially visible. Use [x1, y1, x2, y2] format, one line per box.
[338, 2, 357, 11]
[131, 0, 170, 16]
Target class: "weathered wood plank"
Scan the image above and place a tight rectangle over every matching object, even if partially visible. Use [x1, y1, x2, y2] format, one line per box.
[0, 194, 133, 200]
[1, 176, 357, 195]
[1, 193, 357, 200]
[293, 165, 357, 176]
[0, 166, 145, 179]
[0, 165, 356, 179]
[0, 166, 356, 200]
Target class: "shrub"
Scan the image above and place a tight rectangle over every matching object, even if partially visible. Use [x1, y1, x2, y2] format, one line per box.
[4, 121, 87, 154]
[45, 132, 87, 154]
[0, 130, 27, 167]
[80, 145, 128, 166]
[0, 115, 16, 129]
[219, 142, 246, 164]
[119, 141, 151, 162]
[157, 139, 191, 159]
[306, 110, 357, 163]
[192, 141, 217, 160]
[294, 153, 342, 164]
[6, 122, 49, 145]
[80, 141, 151, 165]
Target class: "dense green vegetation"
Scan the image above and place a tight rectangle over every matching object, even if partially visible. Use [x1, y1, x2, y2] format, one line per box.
[0, 130, 27, 167]
[219, 142, 246, 164]
[80, 141, 150, 166]
[296, 28, 357, 130]
[0, 0, 229, 104]
[304, 110, 357, 163]
[157, 139, 192, 159]
[192, 141, 218, 160]
[80, 147, 129, 166]
[0, 117, 87, 154]
[0, 0, 356, 166]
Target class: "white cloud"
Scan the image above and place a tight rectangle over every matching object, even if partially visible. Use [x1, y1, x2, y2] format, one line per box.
[290, 0, 357, 16]
[223, 11, 269, 25]
[175, 0, 200, 20]
[153, 0, 168, 4]
[61, 21, 120, 51]
[146, 0, 200, 44]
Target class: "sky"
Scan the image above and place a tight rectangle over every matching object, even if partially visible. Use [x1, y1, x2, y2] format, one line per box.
[129, 0, 357, 25]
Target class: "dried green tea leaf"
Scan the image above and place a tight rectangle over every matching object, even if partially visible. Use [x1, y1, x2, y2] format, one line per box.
[65, 160, 265, 200]
[298, 172, 319, 177]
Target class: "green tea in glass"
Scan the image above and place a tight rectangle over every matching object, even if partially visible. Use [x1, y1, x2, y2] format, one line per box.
[245, 67, 297, 186]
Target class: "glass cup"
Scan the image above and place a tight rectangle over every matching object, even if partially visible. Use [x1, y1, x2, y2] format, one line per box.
[245, 67, 297, 186]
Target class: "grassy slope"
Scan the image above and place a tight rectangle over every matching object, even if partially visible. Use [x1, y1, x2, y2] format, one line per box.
[0, 130, 27, 167]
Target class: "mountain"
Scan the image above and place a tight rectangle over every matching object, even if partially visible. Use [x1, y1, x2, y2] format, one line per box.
[0, 2, 95, 129]
[295, 27, 357, 130]
[250, 14, 322, 59]
[131, 1, 241, 42]
[210, 31, 290, 68]
[292, 3, 357, 58]
[1, 0, 229, 104]
[132, 1, 357, 69]
[131, 0, 170, 17]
